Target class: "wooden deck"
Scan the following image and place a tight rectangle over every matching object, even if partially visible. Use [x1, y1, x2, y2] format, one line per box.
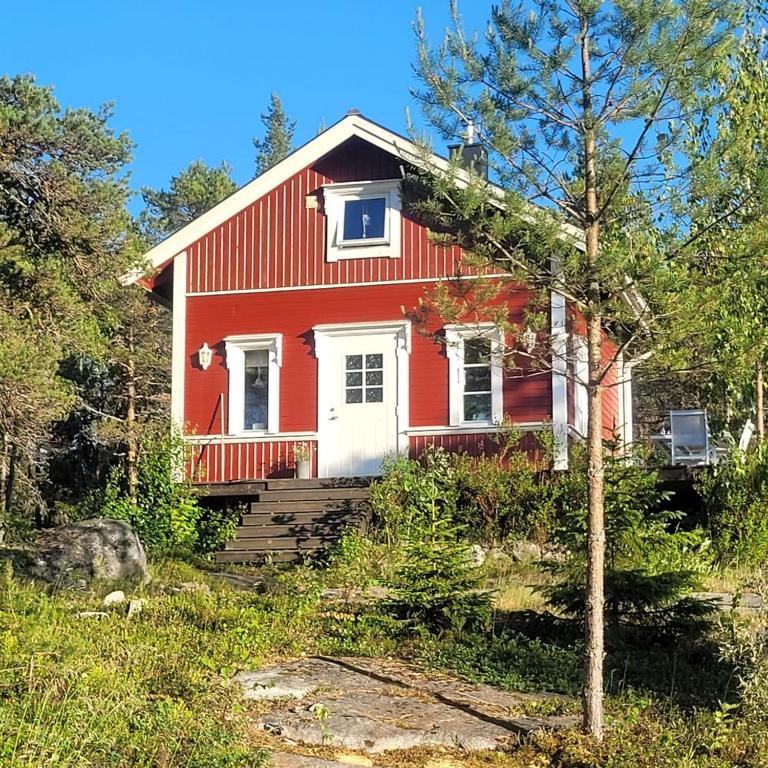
[211, 477, 373, 563]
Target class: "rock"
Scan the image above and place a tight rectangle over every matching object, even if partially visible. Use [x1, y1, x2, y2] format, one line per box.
[127, 599, 145, 618]
[467, 543, 486, 567]
[242, 657, 576, 754]
[270, 754, 351, 768]
[178, 581, 211, 594]
[76, 611, 108, 620]
[103, 590, 126, 606]
[510, 540, 542, 563]
[0, 519, 148, 585]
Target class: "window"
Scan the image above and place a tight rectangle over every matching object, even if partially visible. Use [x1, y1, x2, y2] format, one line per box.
[345, 353, 384, 404]
[323, 179, 401, 261]
[342, 198, 387, 243]
[444, 325, 503, 427]
[224, 334, 282, 434]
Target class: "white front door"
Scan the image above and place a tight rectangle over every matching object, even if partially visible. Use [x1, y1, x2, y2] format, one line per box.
[318, 330, 401, 476]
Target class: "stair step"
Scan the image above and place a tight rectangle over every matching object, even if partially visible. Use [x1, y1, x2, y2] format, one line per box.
[265, 477, 373, 491]
[225, 536, 333, 551]
[256, 488, 370, 502]
[248, 499, 369, 514]
[215, 550, 309, 564]
[233, 522, 352, 538]
[242, 511, 367, 526]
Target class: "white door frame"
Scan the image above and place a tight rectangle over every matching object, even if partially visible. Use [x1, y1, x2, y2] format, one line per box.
[313, 320, 411, 477]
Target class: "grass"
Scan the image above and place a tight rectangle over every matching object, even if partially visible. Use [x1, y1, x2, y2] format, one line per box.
[1, 551, 768, 767]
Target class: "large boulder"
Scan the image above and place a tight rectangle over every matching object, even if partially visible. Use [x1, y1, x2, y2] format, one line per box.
[0, 518, 148, 584]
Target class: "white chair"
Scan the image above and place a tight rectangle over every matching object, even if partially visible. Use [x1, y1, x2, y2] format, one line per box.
[669, 410, 710, 466]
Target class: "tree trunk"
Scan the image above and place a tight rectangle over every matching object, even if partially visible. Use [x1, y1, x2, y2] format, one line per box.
[126, 329, 138, 506]
[580, 12, 605, 741]
[2, 442, 18, 544]
[757, 361, 764, 445]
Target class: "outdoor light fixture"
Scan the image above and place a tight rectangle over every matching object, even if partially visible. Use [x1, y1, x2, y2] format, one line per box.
[198, 342, 213, 371]
[521, 327, 537, 353]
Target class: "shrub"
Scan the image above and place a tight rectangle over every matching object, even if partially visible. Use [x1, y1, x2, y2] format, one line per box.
[543, 449, 713, 636]
[376, 448, 492, 633]
[697, 443, 768, 566]
[91, 429, 230, 556]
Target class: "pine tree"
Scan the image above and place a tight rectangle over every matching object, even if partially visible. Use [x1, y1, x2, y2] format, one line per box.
[413, 0, 742, 738]
[253, 94, 296, 176]
[140, 160, 236, 244]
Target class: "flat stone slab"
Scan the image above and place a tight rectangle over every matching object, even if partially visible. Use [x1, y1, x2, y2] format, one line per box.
[237, 656, 575, 754]
[693, 592, 764, 612]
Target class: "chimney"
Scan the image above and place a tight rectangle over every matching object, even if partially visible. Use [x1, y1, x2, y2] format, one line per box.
[448, 121, 488, 179]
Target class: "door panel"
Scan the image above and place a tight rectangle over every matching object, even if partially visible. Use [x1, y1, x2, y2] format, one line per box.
[321, 332, 398, 476]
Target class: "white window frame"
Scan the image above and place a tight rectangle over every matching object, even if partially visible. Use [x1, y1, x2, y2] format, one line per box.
[572, 335, 588, 437]
[224, 333, 282, 435]
[444, 324, 503, 427]
[324, 179, 401, 262]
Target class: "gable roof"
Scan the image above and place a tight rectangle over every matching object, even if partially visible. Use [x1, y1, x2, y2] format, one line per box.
[124, 112, 586, 286]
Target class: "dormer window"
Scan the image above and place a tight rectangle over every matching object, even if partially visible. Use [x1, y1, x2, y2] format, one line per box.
[342, 197, 387, 244]
[324, 179, 401, 261]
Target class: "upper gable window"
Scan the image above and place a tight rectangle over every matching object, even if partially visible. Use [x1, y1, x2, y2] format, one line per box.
[324, 179, 401, 261]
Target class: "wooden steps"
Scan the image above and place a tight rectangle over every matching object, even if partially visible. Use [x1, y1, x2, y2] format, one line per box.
[214, 477, 372, 563]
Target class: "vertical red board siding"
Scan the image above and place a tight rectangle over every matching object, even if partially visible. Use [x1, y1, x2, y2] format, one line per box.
[187, 439, 318, 483]
[409, 430, 543, 462]
[184, 283, 551, 438]
[184, 139, 478, 294]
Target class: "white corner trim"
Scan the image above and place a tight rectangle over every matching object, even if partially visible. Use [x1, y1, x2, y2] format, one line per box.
[170, 252, 187, 432]
[323, 179, 402, 262]
[617, 352, 634, 452]
[551, 289, 569, 470]
[443, 323, 503, 428]
[224, 333, 282, 435]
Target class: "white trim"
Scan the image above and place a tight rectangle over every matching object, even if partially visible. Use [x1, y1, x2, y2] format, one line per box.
[617, 352, 634, 451]
[324, 179, 402, 261]
[123, 113, 585, 285]
[183, 431, 316, 445]
[406, 421, 543, 436]
[443, 323, 503, 428]
[224, 333, 282, 435]
[184, 273, 510, 297]
[551, 289, 569, 470]
[572, 335, 588, 438]
[313, 320, 411, 476]
[171, 252, 187, 431]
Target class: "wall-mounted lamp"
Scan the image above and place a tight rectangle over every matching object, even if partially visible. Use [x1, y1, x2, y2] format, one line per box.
[520, 327, 537, 354]
[198, 342, 213, 371]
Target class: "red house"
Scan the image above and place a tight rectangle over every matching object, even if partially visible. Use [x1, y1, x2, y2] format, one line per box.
[127, 113, 633, 491]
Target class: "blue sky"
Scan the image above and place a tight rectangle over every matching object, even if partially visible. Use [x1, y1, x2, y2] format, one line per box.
[2, 1, 489, 205]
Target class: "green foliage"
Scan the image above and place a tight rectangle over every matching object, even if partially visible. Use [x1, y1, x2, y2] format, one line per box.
[371, 434, 555, 546]
[140, 159, 236, 244]
[544, 449, 713, 634]
[418, 630, 582, 695]
[253, 93, 295, 176]
[697, 443, 768, 566]
[93, 430, 230, 556]
[374, 448, 492, 633]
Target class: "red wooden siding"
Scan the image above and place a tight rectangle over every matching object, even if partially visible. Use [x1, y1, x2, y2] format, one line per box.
[184, 282, 551, 437]
[184, 139, 473, 294]
[409, 429, 542, 460]
[188, 439, 318, 483]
